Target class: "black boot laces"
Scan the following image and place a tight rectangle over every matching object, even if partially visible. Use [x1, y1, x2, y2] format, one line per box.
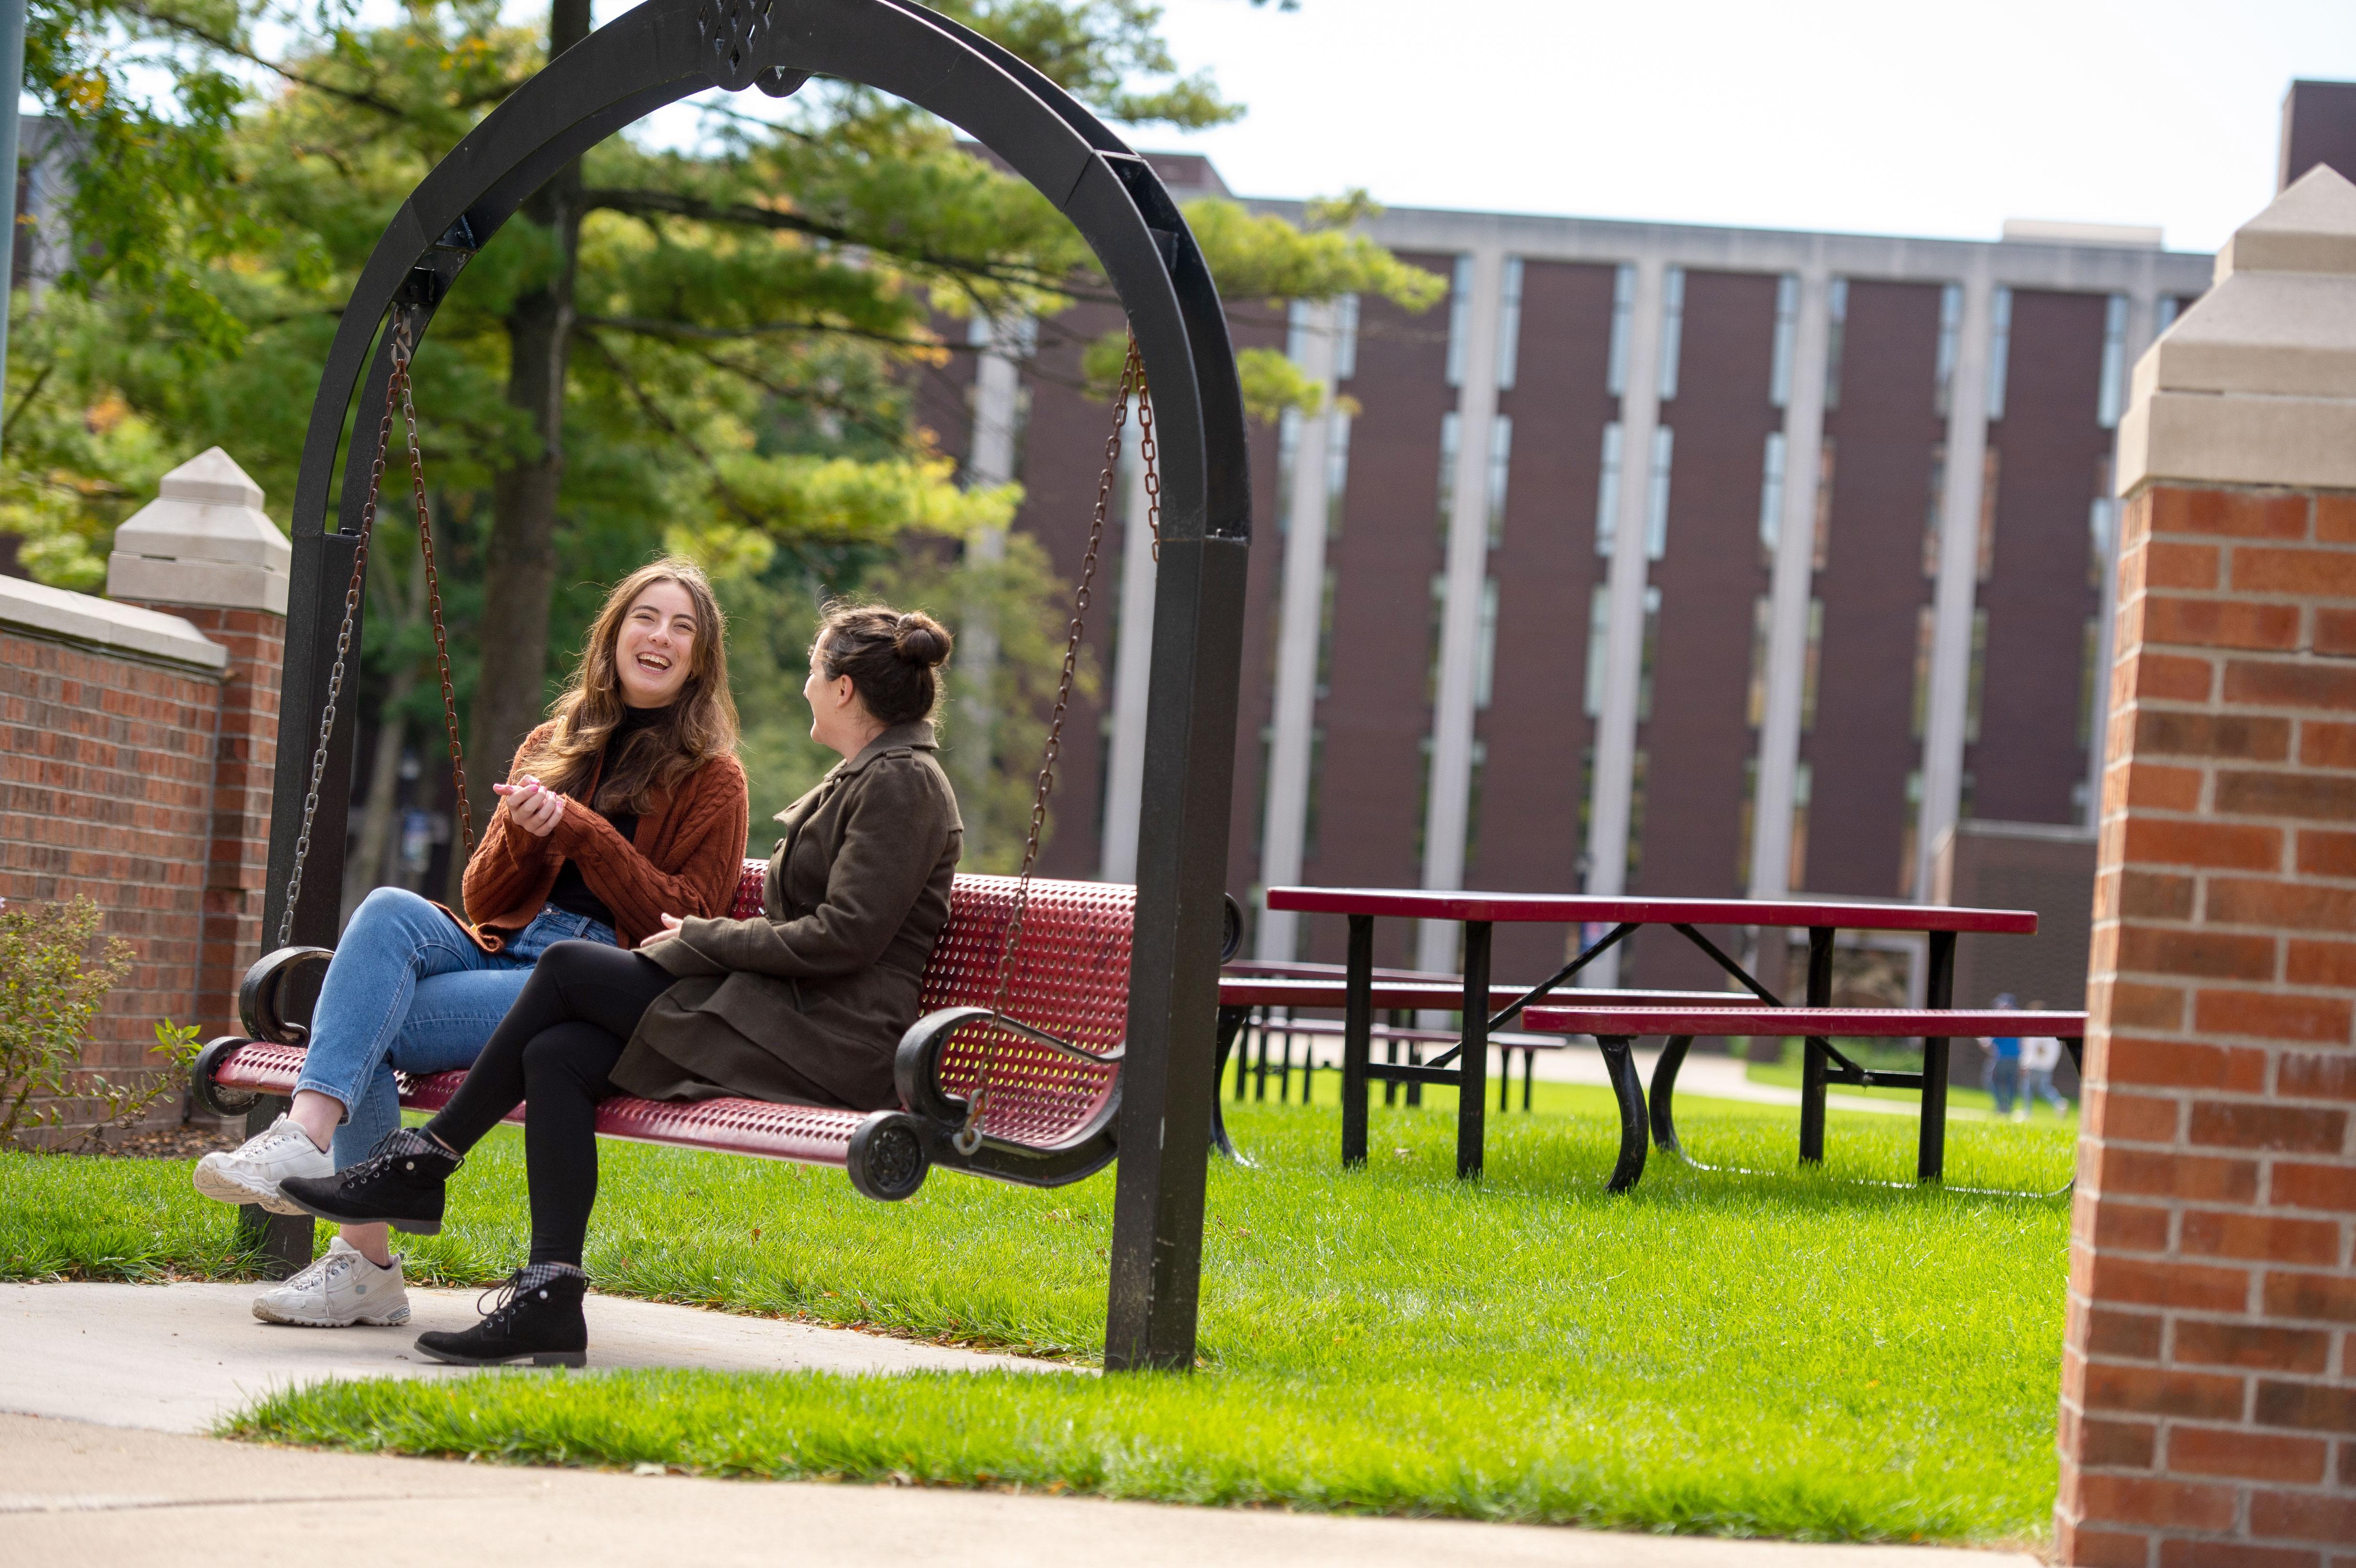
[346, 1126, 461, 1185]
[474, 1263, 587, 1331]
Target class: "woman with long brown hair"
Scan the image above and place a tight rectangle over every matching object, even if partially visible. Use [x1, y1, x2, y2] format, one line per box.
[193, 558, 749, 1330]
[280, 601, 960, 1367]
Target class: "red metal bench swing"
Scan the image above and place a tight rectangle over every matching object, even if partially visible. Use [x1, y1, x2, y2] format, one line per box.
[194, 0, 1255, 1372]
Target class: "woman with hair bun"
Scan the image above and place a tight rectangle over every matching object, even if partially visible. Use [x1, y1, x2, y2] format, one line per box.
[280, 600, 963, 1367]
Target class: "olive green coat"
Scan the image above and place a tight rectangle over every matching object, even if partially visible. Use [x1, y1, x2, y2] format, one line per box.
[610, 721, 962, 1111]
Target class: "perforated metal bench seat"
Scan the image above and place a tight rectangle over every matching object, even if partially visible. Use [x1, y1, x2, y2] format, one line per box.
[199, 861, 1135, 1200]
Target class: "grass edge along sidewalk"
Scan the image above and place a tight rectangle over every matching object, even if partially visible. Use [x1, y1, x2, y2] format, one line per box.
[7, 1089, 2074, 1546]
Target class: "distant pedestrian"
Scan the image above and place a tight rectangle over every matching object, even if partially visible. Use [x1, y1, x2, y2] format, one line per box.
[1980, 992, 2022, 1119]
[2021, 1001, 2070, 1117]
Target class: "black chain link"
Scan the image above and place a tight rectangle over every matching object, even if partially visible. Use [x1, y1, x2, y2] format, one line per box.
[957, 334, 1151, 1154]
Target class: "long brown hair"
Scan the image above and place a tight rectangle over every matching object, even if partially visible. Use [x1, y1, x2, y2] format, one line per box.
[517, 558, 740, 813]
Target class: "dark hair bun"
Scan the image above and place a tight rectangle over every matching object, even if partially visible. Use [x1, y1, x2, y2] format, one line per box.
[893, 611, 952, 667]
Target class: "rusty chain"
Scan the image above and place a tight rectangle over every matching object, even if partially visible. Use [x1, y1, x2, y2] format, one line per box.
[957, 334, 1151, 1156]
[276, 313, 472, 947]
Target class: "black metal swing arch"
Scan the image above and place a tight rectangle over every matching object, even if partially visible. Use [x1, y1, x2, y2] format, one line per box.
[261, 0, 1252, 1370]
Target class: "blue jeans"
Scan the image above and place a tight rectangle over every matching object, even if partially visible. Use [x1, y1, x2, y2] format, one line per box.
[1985, 1056, 2021, 1117]
[293, 887, 615, 1168]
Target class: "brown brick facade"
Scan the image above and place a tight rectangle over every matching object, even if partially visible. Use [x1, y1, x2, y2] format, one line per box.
[0, 609, 281, 1143]
[2059, 483, 2356, 1567]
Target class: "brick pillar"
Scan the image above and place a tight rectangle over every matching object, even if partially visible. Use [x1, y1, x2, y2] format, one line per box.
[108, 448, 290, 1038]
[2058, 169, 2356, 1564]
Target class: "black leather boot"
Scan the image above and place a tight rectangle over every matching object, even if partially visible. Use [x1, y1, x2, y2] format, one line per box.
[415, 1263, 589, 1368]
[277, 1127, 460, 1235]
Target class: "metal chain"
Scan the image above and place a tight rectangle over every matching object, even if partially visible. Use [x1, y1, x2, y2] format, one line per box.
[393, 328, 474, 860]
[957, 334, 1151, 1154]
[1135, 363, 1159, 562]
[275, 313, 472, 946]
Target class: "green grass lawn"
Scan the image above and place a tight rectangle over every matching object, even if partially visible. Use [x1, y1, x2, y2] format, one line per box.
[1, 1088, 2075, 1545]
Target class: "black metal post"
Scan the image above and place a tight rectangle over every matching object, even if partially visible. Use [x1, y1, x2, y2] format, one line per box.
[1917, 928, 1956, 1183]
[262, 530, 368, 951]
[1799, 926, 1834, 1164]
[1341, 914, 1373, 1165]
[234, 1098, 316, 1278]
[1457, 921, 1490, 1179]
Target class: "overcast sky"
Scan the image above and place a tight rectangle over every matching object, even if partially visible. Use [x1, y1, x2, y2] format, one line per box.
[1134, 0, 2356, 254]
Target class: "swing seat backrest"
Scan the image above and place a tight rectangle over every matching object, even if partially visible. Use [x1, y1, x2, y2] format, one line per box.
[731, 860, 1133, 1145]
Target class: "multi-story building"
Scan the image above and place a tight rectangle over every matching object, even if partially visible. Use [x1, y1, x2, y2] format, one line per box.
[927, 96, 2356, 997]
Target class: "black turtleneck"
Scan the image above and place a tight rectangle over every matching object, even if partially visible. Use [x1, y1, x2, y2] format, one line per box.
[543, 704, 670, 929]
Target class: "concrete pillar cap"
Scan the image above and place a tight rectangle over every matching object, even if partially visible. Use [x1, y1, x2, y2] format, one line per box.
[2118, 166, 2356, 493]
[107, 448, 290, 615]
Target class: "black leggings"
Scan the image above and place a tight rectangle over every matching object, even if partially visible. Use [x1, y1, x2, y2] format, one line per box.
[425, 939, 673, 1267]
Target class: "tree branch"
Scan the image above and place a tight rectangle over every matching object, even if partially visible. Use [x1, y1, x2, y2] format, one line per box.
[120, 1, 411, 117]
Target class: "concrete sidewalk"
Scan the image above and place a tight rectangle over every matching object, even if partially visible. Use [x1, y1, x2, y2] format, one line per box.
[0, 1412, 2037, 1568]
[0, 1281, 1063, 1435]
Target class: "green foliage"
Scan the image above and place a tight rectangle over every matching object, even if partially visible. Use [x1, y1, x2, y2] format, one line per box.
[6, 1092, 2073, 1541]
[0, 897, 135, 1144]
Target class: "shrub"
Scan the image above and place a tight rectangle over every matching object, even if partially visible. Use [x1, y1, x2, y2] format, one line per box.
[0, 897, 198, 1148]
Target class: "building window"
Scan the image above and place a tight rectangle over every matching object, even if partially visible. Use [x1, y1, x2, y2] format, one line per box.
[2154, 295, 2180, 337]
[1426, 573, 1447, 703]
[1823, 278, 1849, 412]
[1626, 747, 1649, 885]
[1335, 293, 1360, 381]
[1326, 410, 1352, 540]
[1584, 585, 1609, 719]
[1737, 758, 1757, 887]
[1802, 597, 1824, 733]
[1911, 605, 1936, 740]
[1638, 585, 1663, 722]
[1978, 446, 2000, 583]
[1965, 606, 1989, 744]
[1934, 283, 1963, 416]
[1986, 287, 2013, 421]
[1285, 298, 1313, 363]
[1464, 738, 1489, 871]
[1444, 255, 1476, 387]
[1770, 273, 1800, 409]
[1300, 726, 1327, 872]
[1594, 421, 1623, 557]
[1606, 264, 1636, 395]
[2079, 614, 2103, 748]
[1923, 443, 1947, 579]
[1437, 410, 1461, 545]
[1657, 266, 1686, 402]
[1494, 258, 1524, 392]
[1746, 595, 1772, 727]
[1789, 762, 1813, 891]
[1315, 565, 1338, 701]
[2097, 293, 2130, 428]
[1813, 437, 1835, 571]
[1275, 406, 1302, 536]
[1474, 578, 1500, 710]
[1486, 414, 1513, 548]
[2087, 495, 2117, 591]
[1898, 771, 1922, 897]
[1758, 430, 1788, 563]
[1645, 425, 1674, 561]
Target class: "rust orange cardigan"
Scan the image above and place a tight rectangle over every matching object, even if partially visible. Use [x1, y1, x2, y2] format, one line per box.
[459, 720, 750, 952]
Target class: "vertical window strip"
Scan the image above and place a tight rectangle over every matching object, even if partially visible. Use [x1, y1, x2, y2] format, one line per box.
[1300, 727, 1326, 877]
[1934, 283, 1963, 416]
[2154, 295, 2180, 336]
[1910, 607, 1936, 740]
[2097, 293, 2130, 428]
[1486, 415, 1513, 548]
[1606, 264, 1636, 396]
[1285, 298, 1312, 363]
[1986, 287, 2013, 421]
[1325, 411, 1352, 540]
[1335, 294, 1360, 381]
[1646, 425, 1674, 561]
[1801, 598, 1824, 733]
[1737, 758, 1758, 888]
[1426, 574, 1448, 704]
[1823, 278, 1848, 412]
[1594, 422, 1623, 557]
[1464, 738, 1488, 873]
[1584, 585, 1610, 719]
[1314, 566, 1338, 701]
[2078, 615, 2102, 747]
[1437, 411, 1461, 545]
[1275, 407, 1302, 536]
[1474, 577, 1500, 710]
[1789, 762, 1813, 890]
[2087, 454, 2117, 591]
[1923, 444, 1947, 580]
[1758, 430, 1788, 562]
[1657, 266, 1686, 402]
[1745, 595, 1772, 727]
[1769, 273, 1799, 408]
[1444, 255, 1476, 388]
[1626, 748, 1649, 886]
[1978, 447, 2001, 583]
[1494, 258, 1524, 392]
[1813, 438, 1835, 571]
[1898, 770, 1922, 897]
[1965, 606, 1989, 744]
[1638, 585, 1662, 722]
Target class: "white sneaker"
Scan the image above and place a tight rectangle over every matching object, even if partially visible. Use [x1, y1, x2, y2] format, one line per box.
[192, 1115, 333, 1215]
[252, 1237, 411, 1328]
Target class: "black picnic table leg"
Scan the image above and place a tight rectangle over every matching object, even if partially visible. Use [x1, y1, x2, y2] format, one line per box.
[1341, 914, 1373, 1167]
[1209, 1005, 1248, 1161]
[1917, 929, 1957, 1184]
[1799, 926, 1834, 1165]
[1647, 1035, 1696, 1156]
[1457, 921, 1490, 1179]
[1596, 1035, 1649, 1192]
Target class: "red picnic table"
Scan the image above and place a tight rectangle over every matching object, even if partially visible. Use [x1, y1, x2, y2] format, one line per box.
[1260, 887, 2041, 1185]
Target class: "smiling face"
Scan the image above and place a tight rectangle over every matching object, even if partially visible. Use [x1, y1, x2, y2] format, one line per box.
[612, 579, 698, 708]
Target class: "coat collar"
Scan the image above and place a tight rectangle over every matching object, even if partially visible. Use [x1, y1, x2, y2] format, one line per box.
[772, 720, 937, 822]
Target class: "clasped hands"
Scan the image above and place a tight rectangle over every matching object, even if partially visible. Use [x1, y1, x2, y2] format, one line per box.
[497, 776, 686, 952]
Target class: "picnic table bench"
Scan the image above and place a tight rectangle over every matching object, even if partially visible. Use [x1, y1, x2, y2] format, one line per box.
[1262, 885, 2047, 1189]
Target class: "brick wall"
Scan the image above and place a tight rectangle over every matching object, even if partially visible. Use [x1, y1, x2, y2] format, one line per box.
[2058, 483, 2356, 1565]
[0, 608, 278, 1144]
